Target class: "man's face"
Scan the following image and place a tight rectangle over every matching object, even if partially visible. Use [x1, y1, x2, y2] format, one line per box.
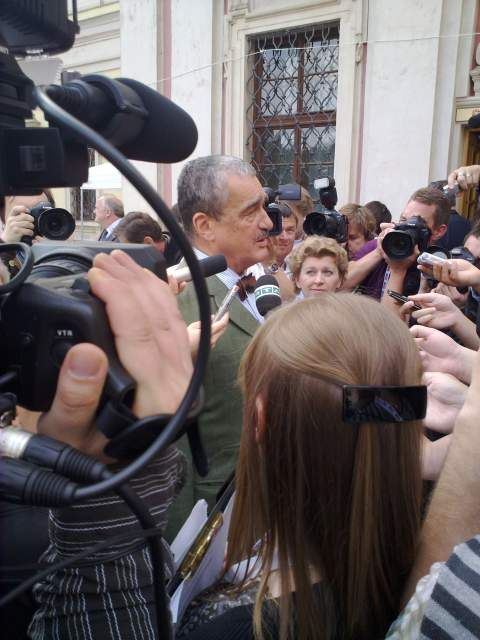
[465, 234, 480, 259]
[6, 193, 48, 218]
[347, 223, 368, 257]
[399, 199, 445, 244]
[209, 174, 273, 273]
[271, 216, 297, 264]
[94, 198, 109, 226]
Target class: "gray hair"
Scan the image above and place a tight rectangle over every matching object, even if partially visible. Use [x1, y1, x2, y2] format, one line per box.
[102, 194, 124, 219]
[177, 155, 256, 235]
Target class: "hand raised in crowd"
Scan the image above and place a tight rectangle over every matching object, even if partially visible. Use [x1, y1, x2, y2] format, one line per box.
[410, 324, 475, 384]
[39, 250, 193, 461]
[400, 292, 461, 329]
[88, 250, 193, 418]
[403, 291, 479, 349]
[447, 164, 480, 191]
[423, 371, 467, 434]
[418, 258, 480, 291]
[432, 281, 468, 309]
[167, 272, 187, 296]
[188, 313, 229, 362]
[1, 205, 35, 243]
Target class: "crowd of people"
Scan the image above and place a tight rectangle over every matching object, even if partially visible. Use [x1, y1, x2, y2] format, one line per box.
[2, 156, 480, 639]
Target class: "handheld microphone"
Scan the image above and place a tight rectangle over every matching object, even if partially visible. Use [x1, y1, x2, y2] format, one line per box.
[167, 254, 227, 283]
[45, 74, 198, 163]
[255, 274, 281, 317]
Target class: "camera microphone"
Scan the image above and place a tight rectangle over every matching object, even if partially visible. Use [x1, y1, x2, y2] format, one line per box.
[255, 274, 281, 317]
[45, 75, 198, 163]
[167, 254, 227, 283]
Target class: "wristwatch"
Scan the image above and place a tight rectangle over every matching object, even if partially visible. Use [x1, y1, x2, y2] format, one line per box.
[266, 263, 279, 274]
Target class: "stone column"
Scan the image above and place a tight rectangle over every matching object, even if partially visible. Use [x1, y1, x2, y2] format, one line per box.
[471, 43, 480, 97]
[119, 0, 170, 213]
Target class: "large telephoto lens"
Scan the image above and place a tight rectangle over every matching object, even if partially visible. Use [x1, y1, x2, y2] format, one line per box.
[382, 230, 415, 260]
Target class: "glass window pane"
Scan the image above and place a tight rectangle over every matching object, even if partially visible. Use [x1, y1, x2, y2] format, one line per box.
[248, 22, 339, 192]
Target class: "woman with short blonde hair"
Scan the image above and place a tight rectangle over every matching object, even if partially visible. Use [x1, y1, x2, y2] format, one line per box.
[288, 236, 349, 296]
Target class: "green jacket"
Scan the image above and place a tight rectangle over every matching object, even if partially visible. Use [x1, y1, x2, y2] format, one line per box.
[165, 274, 259, 540]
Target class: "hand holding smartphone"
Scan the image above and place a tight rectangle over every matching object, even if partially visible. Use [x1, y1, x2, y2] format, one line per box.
[417, 252, 448, 268]
[387, 289, 422, 311]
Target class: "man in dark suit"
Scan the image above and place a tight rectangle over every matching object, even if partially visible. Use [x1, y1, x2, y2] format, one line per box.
[94, 194, 124, 241]
[165, 155, 273, 538]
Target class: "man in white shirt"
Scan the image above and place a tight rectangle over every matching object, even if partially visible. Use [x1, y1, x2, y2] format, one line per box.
[94, 194, 124, 241]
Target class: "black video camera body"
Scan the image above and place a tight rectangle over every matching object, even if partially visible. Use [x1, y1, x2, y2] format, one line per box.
[263, 183, 301, 236]
[22, 201, 76, 245]
[381, 215, 431, 260]
[303, 177, 348, 243]
[0, 242, 166, 433]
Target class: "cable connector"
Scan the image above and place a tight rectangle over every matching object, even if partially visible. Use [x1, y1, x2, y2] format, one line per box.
[0, 458, 78, 506]
[0, 427, 106, 483]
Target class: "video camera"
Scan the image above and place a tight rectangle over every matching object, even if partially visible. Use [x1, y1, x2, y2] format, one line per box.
[0, 242, 165, 421]
[0, 1, 198, 434]
[381, 216, 431, 260]
[263, 183, 301, 236]
[303, 177, 348, 243]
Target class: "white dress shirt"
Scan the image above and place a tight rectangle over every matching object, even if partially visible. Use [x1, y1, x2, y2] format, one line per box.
[193, 248, 265, 323]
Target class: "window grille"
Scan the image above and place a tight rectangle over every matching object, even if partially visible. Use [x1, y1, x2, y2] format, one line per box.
[246, 23, 339, 195]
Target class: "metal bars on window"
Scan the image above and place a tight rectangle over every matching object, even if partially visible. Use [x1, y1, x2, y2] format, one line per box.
[246, 23, 339, 194]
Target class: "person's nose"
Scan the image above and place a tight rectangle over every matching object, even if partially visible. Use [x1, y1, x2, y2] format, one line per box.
[314, 271, 324, 285]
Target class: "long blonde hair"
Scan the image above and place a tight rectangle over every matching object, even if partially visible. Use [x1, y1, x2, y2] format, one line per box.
[226, 294, 423, 639]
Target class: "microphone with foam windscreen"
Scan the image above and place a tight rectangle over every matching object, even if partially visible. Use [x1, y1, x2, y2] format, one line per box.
[255, 274, 282, 317]
[45, 74, 198, 163]
[167, 254, 227, 283]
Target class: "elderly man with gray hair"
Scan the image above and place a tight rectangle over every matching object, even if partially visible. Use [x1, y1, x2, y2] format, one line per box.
[94, 193, 124, 241]
[166, 154, 273, 538]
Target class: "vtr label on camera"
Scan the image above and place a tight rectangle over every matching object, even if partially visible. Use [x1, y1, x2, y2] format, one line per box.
[56, 329, 74, 337]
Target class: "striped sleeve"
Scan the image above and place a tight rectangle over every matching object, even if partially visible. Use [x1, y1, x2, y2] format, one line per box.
[419, 535, 480, 639]
[28, 446, 185, 640]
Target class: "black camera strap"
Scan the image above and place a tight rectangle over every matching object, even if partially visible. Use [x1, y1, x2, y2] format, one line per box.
[99, 389, 208, 476]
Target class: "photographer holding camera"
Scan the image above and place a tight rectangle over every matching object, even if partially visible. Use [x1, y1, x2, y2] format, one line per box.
[380, 187, 450, 317]
[1, 190, 55, 243]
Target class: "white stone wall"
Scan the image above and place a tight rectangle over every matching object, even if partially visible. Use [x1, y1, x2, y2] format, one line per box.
[359, 0, 476, 218]
[170, 0, 215, 203]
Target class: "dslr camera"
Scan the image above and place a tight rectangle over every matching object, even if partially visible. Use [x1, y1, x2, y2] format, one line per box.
[22, 201, 76, 244]
[381, 215, 431, 260]
[263, 183, 301, 236]
[303, 177, 348, 243]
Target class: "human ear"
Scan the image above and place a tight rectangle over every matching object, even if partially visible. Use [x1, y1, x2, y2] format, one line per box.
[143, 236, 155, 245]
[255, 395, 267, 444]
[192, 212, 216, 242]
[431, 224, 448, 243]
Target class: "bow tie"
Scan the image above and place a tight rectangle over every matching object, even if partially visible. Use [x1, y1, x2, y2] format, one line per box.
[236, 273, 256, 301]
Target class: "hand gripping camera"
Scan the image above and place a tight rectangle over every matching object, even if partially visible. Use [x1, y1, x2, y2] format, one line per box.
[303, 177, 348, 243]
[22, 201, 76, 245]
[381, 216, 431, 260]
[0, 242, 166, 423]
